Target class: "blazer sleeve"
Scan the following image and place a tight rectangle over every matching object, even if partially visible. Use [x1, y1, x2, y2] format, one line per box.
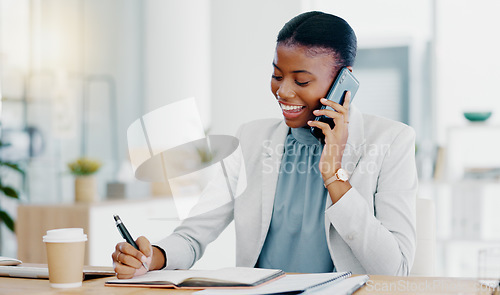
[154, 202, 234, 270]
[326, 126, 417, 275]
[154, 127, 247, 270]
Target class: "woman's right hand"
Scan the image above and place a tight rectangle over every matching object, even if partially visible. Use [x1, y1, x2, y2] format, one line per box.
[111, 236, 164, 279]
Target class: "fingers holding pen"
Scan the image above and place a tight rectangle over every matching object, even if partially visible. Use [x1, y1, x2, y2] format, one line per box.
[112, 240, 153, 278]
[113, 242, 144, 269]
[135, 236, 153, 273]
[114, 262, 137, 279]
[112, 216, 151, 278]
[136, 236, 152, 258]
[112, 243, 140, 279]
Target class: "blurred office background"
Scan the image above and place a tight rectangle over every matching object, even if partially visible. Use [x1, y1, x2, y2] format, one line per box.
[1, 0, 500, 277]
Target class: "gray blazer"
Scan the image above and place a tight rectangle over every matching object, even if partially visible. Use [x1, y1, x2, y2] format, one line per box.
[156, 105, 417, 275]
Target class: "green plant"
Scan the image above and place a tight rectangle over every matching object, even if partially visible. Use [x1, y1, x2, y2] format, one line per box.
[196, 146, 216, 163]
[0, 141, 25, 232]
[67, 157, 101, 176]
[195, 129, 216, 163]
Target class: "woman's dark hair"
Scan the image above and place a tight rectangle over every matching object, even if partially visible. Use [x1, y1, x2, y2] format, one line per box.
[277, 11, 357, 67]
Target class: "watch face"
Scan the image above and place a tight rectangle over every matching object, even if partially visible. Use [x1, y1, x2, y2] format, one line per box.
[337, 169, 349, 181]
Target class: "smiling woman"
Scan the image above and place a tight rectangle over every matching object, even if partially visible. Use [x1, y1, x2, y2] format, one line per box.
[271, 45, 335, 128]
[271, 12, 356, 127]
[112, 11, 418, 278]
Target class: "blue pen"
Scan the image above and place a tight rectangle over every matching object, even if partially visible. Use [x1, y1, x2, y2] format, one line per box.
[113, 215, 149, 271]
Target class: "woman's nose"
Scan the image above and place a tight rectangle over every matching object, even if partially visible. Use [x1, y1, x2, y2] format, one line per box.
[276, 83, 296, 100]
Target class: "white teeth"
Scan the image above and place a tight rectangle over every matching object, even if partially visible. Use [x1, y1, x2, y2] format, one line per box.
[280, 103, 304, 111]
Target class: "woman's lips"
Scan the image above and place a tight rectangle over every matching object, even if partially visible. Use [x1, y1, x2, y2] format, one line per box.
[279, 102, 306, 119]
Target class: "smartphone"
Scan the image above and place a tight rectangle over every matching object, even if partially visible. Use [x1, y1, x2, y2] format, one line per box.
[310, 67, 360, 140]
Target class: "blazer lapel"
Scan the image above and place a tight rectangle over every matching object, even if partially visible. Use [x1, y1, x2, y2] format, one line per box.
[325, 104, 365, 207]
[343, 105, 365, 174]
[259, 120, 289, 246]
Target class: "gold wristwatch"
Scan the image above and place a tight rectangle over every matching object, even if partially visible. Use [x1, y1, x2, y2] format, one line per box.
[324, 168, 349, 188]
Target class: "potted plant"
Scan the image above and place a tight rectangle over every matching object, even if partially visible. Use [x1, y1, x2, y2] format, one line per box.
[0, 140, 25, 232]
[68, 157, 101, 203]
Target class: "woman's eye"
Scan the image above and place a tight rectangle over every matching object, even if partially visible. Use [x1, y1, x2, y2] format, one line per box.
[272, 75, 283, 81]
[296, 81, 310, 86]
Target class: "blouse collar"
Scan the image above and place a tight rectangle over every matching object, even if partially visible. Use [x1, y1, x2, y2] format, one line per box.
[290, 126, 321, 146]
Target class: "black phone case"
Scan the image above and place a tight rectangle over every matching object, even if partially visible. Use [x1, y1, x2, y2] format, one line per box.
[310, 67, 359, 140]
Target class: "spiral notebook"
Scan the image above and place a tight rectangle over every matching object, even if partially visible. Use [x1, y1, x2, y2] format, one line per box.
[195, 271, 352, 295]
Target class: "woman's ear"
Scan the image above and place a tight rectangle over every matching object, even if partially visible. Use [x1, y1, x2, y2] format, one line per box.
[347, 66, 353, 72]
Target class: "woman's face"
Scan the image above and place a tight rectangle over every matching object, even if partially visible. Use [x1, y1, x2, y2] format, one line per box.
[271, 44, 338, 128]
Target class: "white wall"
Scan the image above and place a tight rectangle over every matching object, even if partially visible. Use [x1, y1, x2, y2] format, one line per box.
[143, 0, 303, 135]
[305, 0, 433, 41]
[435, 0, 500, 145]
[305, 0, 434, 142]
[209, 0, 302, 136]
[144, 0, 211, 130]
[0, 0, 30, 73]
[309, 0, 500, 145]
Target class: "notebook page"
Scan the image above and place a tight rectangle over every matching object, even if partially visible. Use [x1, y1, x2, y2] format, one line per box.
[108, 269, 205, 285]
[183, 268, 282, 285]
[195, 272, 349, 295]
[107, 267, 282, 286]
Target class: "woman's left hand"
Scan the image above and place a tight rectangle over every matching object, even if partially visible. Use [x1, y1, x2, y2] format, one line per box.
[307, 92, 351, 181]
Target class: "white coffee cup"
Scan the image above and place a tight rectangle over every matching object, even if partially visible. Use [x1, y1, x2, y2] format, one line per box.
[43, 228, 87, 288]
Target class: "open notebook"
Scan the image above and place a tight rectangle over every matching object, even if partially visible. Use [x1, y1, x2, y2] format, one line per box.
[195, 272, 353, 295]
[105, 267, 285, 289]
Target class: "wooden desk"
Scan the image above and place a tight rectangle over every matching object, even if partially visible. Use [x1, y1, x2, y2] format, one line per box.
[0, 275, 496, 294]
[355, 275, 496, 294]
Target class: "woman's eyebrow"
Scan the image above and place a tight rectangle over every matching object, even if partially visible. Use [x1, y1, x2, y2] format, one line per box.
[291, 70, 312, 74]
[272, 63, 312, 75]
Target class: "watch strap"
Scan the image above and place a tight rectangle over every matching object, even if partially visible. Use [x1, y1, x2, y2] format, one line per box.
[324, 174, 339, 188]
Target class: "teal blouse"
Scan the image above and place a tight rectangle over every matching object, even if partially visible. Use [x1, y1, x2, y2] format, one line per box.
[256, 127, 334, 273]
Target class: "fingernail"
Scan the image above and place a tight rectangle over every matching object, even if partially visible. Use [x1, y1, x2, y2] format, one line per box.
[307, 120, 312, 124]
[141, 256, 147, 263]
[320, 98, 327, 102]
[313, 110, 319, 114]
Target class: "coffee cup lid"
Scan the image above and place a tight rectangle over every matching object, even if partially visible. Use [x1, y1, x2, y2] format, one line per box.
[43, 228, 88, 243]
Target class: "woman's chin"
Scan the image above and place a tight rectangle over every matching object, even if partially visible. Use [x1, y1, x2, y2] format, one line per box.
[284, 118, 309, 129]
